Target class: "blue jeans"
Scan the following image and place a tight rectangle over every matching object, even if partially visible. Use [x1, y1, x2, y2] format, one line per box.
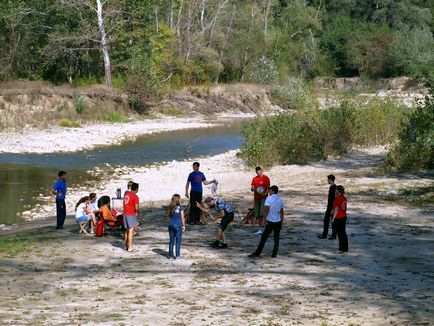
[168, 224, 182, 258]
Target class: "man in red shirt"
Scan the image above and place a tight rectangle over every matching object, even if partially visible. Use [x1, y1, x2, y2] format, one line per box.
[332, 185, 348, 253]
[123, 182, 140, 252]
[251, 166, 270, 235]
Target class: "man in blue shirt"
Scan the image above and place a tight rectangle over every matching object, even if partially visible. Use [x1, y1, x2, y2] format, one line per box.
[248, 185, 285, 258]
[51, 171, 67, 230]
[185, 162, 215, 225]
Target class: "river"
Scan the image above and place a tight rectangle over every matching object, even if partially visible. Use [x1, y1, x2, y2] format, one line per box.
[0, 121, 246, 225]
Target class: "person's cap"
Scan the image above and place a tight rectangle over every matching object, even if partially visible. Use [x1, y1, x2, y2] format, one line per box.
[204, 197, 214, 204]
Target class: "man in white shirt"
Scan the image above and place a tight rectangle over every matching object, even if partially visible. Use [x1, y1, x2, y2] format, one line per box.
[248, 185, 284, 258]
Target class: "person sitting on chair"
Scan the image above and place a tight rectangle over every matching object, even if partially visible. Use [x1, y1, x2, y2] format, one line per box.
[75, 196, 97, 234]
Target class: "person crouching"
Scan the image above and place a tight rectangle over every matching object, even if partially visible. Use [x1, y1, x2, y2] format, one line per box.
[197, 197, 234, 249]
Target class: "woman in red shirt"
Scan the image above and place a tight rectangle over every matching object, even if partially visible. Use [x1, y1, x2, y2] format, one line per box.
[332, 185, 348, 252]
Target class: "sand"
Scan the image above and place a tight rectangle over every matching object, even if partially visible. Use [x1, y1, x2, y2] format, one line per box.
[0, 146, 433, 325]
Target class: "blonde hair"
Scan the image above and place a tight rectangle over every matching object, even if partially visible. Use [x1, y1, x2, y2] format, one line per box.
[167, 194, 181, 217]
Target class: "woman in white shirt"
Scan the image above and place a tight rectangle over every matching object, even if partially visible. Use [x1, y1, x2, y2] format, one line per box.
[75, 196, 97, 234]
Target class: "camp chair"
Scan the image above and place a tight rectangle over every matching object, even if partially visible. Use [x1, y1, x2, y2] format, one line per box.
[77, 221, 90, 235]
[99, 211, 124, 237]
[242, 208, 255, 225]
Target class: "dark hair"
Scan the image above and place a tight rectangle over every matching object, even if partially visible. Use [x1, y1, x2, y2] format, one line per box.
[336, 185, 345, 194]
[127, 180, 133, 189]
[97, 195, 111, 208]
[89, 193, 97, 200]
[327, 174, 335, 181]
[255, 166, 262, 172]
[75, 196, 89, 210]
[193, 162, 200, 168]
[269, 185, 279, 194]
[58, 171, 67, 177]
[131, 182, 139, 191]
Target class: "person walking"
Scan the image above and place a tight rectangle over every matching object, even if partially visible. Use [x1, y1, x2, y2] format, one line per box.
[185, 162, 215, 225]
[251, 166, 270, 235]
[196, 196, 234, 249]
[51, 171, 67, 230]
[318, 174, 337, 239]
[332, 185, 348, 253]
[248, 185, 284, 258]
[167, 194, 186, 260]
[123, 182, 140, 252]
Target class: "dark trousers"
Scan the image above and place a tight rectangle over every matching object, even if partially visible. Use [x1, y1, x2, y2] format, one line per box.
[189, 191, 202, 224]
[168, 224, 183, 258]
[56, 198, 66, 229]
[322, 208, 337, 237]
[254, 221, 282, 257]
[334, 217, 348, 251]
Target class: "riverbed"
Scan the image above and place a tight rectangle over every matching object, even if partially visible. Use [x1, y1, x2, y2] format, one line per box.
[0, 121, 247, 225]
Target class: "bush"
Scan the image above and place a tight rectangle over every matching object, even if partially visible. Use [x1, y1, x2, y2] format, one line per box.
[106, 112, 127, 123]
[240, 99, 408, 167]
[158, 106, 184, 116]
[73, 95, 86, 114]
[58, 119, 81, 128]
[269, 77, 316, 110]
[248, 55, 279, 85]
[386, 89, 434, 171]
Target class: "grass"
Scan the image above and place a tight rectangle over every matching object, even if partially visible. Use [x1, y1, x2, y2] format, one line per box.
[158, 106, 184, 116]
[0, 231, 61, 258]
[106, 112, 128, 123]
[58, 118, 81, 128]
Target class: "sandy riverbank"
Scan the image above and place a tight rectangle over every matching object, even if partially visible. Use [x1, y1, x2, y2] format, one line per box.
[0, 146, 433, 325]
[0, 116, 217, 154]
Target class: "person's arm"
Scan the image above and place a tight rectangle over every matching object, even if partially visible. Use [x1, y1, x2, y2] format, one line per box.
[181, 210, 186, 232]
[203, 179, 215, 185]
[51, 182, 58, 196]
[331, 206, 338, 223]
[280, 207, 284, 225]
[185, 180, 190, 198]
[263, 205, 270, 221]
[195, 201, 210, 212]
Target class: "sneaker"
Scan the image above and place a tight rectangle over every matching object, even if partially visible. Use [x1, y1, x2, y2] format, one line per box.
[248, 253, 259, 258]
[317, 235, 327, 239]
[211, 240, 220, 248]
[254, 229, 263, 235]
[128, 248, 139, 253]
[328, 236, 336, 240]
[175, 256, 181, 260]
[271, 254, 277, 258]
[220, 243, 228, 249]
[168, 256, 175, 261]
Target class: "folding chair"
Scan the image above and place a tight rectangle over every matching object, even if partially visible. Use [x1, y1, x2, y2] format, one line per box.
[77, 221, 90, 235]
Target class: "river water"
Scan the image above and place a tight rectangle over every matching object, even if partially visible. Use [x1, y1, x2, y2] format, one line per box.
[0, 122, 245, 225]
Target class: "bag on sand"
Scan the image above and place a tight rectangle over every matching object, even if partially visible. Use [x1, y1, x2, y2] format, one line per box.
[95, 217, 104, 237]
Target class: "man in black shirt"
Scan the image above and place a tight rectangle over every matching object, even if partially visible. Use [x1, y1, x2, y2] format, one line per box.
[318, 174, 337, 239]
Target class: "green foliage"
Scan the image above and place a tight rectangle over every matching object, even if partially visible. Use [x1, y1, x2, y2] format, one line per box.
[106, 112, 127, 123]
[158, 106, 184, 116]
[269, 77, 316, 110]
[248, 56, 279, 84]
[73, 95, 86, 114]
[386, 88, 434, 171]
[240, 99, 409, 167]
[58, 119, 81, 128]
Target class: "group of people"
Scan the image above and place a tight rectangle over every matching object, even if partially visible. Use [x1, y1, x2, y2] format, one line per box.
[51, 162, 349, 260]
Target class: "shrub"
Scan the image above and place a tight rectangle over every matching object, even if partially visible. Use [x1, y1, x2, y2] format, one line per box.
[58, 119, 81, 128]
[386, 89, 434, 171]
[269, 77, 316, 110]
[106, 112, 127, 123]
[248, 55, 279, 85]
[158, 106, 183, 116]
[73, 95, 86, 114]
[240, 99, 408, 167]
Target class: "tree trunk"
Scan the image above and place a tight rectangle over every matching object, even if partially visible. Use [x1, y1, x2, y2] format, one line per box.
[96, 0, 112, 88]
[200, 0, 206, 34]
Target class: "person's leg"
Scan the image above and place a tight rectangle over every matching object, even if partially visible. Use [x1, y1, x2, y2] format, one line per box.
[259, 198, 266, 227]
[189, 191, 202, 224]
[341, 217, 348, 251]
[168, 225, 175, 258]
[321, 209, 331, 238]
[56, 199, 61, 229]
[335, 218, 345, 251]
[124, 230, 128, 250]
[253, 200, 260, 224]
[272, 222, 282, 257]
[60, 199, 66, 228]
[253, 222, 273, 256]
[127, 228, 134, 250]
[175, 225, 182, 258]
[330, 218, 337, 239]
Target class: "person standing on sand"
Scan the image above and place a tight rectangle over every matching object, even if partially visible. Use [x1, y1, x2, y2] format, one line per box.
[196, 196, 234, 249]
[123, 182, 140, 252]
[167, 194, 186, 260]
[251, 166, 270, 235]
[51, 171, 67, 230]
[332, 185, 348, 253]
[318, 174, 337, 240]
[185, 162, 215, 225]
[248, 185, 284, 258]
